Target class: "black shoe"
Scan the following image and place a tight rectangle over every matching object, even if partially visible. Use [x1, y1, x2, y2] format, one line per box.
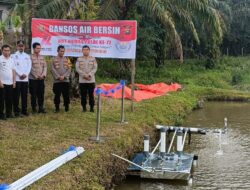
[32, 108, 37, 114]
[6, 114, 14, 118]
[82, 107, 87, 112]
[15, 112, 20, 117]
[90, 108, 94, 112]
[38, 108, 46, 114]
[54, 108, 60, 113]
[65, 105, 69, 112]
[0, 114, 6, 120]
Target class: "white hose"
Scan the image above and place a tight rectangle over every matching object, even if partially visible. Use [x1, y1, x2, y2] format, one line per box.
[5, 147, 84, 190]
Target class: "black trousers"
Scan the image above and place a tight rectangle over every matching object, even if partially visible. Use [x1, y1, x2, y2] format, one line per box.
[0, 85, 13, 117]
[53, 82, 70, 107]
[79, 83, 95, 108]
[29, 79, 45, 110]
[13, 81, 28, 114]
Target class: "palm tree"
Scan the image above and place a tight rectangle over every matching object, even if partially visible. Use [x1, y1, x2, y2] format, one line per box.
[36, 0, 98, 20]
[221, 0, 250, 56]
[98, 0, 226, 62]
[0, 22, 6, 33]
[11, 15, 23, 43]
[7, 0, 34, 48]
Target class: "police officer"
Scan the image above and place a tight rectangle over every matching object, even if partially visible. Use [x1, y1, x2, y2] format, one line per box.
[29, 42, 47, 113]
[51, 45, 71, 112]
[0, 44, 16, 120]
[12, 40, 32, 117]
[76, 45, 97, 112]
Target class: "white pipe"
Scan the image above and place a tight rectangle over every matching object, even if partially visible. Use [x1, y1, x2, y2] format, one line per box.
[112, 154, 151, 173]
[167, 129, 177, 153]
[155, 125, 163, 130]
[144, 135, 150, 153]
[177, 131, 183, 152]
[3, 147, 84, 190]
[189, 128, 199, 132]
[156, 125, 202, 133]
[160, 129, 166, 154]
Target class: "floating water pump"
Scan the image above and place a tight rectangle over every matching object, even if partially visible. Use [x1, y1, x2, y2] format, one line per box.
[112, 118, 228, 183]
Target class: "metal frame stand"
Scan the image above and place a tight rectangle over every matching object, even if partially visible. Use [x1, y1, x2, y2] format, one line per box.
[89, 91, 105, 143]
[120, 83, 128, 125]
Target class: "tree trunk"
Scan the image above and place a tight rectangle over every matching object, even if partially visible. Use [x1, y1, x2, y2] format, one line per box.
[174, 32, 183, 63]
[27, 0, 37, 51]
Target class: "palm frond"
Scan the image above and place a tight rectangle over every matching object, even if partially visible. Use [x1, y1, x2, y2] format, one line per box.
[168, 5, 200, 44]
[36, 0, 69, 18]
[166, 0, 224, 39]
[97, 0, 120, 19]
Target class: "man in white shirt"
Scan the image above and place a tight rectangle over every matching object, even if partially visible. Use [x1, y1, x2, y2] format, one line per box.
[0, 44, 16, 120]
[12, 40, 32, 116]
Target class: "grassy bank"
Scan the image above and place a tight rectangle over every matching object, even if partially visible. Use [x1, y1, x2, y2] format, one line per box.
[1, 57, 250, 189]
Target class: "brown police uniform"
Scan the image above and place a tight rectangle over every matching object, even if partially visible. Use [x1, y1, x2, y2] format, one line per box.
[29, 54, 47, 113]
[76, 56, 97, 112]
[51, 56, 71, 112]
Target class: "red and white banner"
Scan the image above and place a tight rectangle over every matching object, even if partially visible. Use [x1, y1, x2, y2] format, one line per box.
[31, 19, 137, 59]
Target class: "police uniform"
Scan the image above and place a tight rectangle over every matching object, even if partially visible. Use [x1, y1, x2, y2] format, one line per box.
[76, 56, 97, 112]
[12, 51, 31, 116]
[0, 55, 15, 119]
[29, 54, 47, 113]
[51, 56, 71, 112]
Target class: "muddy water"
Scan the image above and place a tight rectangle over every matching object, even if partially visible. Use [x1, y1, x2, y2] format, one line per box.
[116, 102, 250, 190]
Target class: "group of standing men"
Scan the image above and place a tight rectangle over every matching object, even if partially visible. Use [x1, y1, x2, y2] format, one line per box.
[0, 41, 97, 120]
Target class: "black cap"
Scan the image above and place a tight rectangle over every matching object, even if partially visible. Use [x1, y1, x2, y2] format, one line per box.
[17, 40, 24, 45]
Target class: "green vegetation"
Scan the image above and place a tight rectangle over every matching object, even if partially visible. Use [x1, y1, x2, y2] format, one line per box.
[1, 57, 250, 189]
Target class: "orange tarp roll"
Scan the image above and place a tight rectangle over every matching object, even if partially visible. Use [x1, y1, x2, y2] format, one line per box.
[96, 83, 181, 102]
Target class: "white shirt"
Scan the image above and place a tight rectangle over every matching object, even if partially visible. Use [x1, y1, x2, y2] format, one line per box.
[11, 51, 32, 82]
[0, 55, 15, 85]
